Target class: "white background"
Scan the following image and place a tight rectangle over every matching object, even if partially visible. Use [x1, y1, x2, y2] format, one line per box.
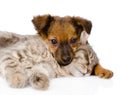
[0, 0, 120, 95]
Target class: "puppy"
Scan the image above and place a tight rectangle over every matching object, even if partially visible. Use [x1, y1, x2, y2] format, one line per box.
[32, 14, 113, 78]
[0, 15, 113, 90]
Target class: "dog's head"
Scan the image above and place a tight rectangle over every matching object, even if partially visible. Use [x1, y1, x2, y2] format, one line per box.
[32, 14, 92, 66]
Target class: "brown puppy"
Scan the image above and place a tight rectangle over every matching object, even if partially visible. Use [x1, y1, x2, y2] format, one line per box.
[32, 14, 113, 78]
[32, 15, 91, 66]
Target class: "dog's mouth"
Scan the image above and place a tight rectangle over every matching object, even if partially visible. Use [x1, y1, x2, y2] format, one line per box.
[57, 58, 73, 66]
[52, 53, 73, 66]
[54, 51, 74, 66]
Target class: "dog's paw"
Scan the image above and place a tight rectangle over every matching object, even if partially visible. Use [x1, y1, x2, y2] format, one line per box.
[94, 64, 113, 79]
[96, 69, 113, 79]
[6, 73, 28, 88]
[29, 72, 49, 90]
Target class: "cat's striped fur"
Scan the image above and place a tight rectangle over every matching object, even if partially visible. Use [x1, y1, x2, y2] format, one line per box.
[0, 31, 98, 90]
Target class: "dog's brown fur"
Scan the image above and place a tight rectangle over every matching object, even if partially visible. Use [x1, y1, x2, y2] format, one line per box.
[32, 14, 113, 78]
[32, 15, 92, 66]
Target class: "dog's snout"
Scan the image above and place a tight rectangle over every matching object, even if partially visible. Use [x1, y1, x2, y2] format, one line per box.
[55, 42, 74, 66]
[62, 56, 71, 63]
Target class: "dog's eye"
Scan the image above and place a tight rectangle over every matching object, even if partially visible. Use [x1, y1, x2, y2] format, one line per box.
[50, 39, 58, 45]
[70, 38, 77, 44]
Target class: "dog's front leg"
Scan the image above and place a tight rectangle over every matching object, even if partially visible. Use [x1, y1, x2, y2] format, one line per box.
[93, 64, 113, 79]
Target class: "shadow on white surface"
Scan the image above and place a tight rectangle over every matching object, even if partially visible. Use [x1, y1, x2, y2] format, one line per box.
[0, 76, 115, 95]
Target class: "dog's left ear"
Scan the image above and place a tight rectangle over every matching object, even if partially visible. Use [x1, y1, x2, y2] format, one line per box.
[32, 14, 54, 37]
[72, 17, 92, 44]
[72, 17, 92, 34]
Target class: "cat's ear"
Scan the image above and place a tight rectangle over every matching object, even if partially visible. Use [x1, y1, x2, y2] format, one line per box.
[80, 31, 89, 44]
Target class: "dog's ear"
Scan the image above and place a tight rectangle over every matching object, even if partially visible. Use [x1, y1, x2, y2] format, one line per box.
[72, 17, 92, 34]
[72, 17, 92, 44]
[32, 14, 54, 37]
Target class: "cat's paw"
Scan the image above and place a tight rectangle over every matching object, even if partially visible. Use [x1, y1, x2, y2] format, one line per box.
[6, 73, 28, 88]
[29, 72, 49, 90]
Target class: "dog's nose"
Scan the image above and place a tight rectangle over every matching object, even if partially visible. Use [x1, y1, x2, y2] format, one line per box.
[62, 56, 71, 63]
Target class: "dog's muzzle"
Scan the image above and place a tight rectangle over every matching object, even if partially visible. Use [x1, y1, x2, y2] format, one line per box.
[58, 55, 73, 66]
